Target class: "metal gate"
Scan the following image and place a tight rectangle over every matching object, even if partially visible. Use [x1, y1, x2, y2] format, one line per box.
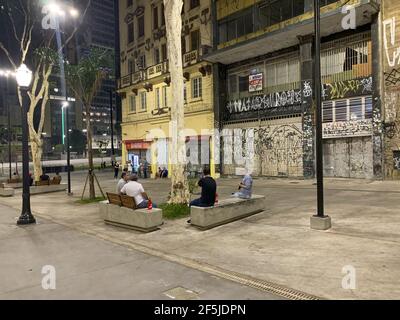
[323, 137, 373, 179]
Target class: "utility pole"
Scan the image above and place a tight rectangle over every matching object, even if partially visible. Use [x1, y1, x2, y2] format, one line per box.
[310, 0, 331, 230]
[110, 90, 115, 159]
[6, 76, 12, 180]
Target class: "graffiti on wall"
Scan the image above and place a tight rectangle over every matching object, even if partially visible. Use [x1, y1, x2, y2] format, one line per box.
[393, 151, 400, 170]
[322, 77, 373, 100]
[323, 120, 373, 139]
[256, 124, 303, 177]
[384, 68, 400, 87]
[226, 89, 302, 114]
[383, 17, 400, 68]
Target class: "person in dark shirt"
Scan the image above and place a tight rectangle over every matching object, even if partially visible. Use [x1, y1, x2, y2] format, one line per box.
[189, 167, 217, 208]
[40, 173, 50, 181]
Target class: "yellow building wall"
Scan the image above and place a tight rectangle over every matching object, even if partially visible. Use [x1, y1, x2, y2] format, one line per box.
[119, 0, 216, 178]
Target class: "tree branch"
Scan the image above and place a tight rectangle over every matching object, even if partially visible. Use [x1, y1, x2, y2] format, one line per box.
[0, 42, 17, 69]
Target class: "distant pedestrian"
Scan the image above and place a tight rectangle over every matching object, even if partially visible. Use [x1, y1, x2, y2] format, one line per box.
[114, 162, 120, 179]
[143, 160, 149, 179]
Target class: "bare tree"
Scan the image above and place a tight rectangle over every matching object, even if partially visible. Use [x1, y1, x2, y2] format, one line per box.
[0, 0, 90, 182]
[164, 0, 190, 204]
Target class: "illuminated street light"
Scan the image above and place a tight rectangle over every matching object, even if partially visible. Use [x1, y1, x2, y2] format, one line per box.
[70, 8, 79, 18]
[15, 64, 33, 88]
[15, 64, 36, 226]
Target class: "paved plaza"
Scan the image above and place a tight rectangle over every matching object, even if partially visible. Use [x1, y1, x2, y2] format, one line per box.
[1, 171, 400, 299]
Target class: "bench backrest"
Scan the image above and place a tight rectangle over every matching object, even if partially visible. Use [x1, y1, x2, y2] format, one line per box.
[120, 195, 136, 209]
[107, 192, 122, 206]
[35, 180, 50, 187]
[7, 178, 21, 184]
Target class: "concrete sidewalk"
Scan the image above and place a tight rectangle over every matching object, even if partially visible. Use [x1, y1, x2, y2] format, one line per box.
[1, 173, 400, 299]
[0, 204, 282, 300]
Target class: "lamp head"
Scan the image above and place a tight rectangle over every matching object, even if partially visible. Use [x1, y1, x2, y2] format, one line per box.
[16, 64, 33, 88]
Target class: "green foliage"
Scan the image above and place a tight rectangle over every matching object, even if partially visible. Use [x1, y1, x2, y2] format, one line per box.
[159, 203, 190, 220]
[65, 48, 114, 106]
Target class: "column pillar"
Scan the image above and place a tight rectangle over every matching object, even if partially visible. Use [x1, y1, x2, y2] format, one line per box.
[299, 35, 315, 179]
[372, 13, 384, 179]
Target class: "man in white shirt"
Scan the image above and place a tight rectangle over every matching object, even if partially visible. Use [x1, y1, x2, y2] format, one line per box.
[116, 172, 129, 195]
[120, 174, 157, 208]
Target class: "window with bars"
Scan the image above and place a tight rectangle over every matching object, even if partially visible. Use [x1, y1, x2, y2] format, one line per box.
[321, 32, 372, 83]
[322, 97, 373, 123]
[227, 55, 300, 100]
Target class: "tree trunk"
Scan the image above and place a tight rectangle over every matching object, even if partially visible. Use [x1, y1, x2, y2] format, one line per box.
[30, 131, 43, 182]
[164, 0, 189, 204]
[85, 104, 96, 199]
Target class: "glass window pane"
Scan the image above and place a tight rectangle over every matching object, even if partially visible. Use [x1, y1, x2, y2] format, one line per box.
[349, 98, 363, 121]
[365, 97, 372, 119]
[335, 100, 348, 122]
[323, 101, 333, 123]
[239, 75, 249, 93]
[227, 20, 236, 41]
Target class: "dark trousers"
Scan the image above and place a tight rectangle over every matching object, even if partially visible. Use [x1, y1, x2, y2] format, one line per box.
[114, 169, 119, 178]
[137, 200, 157, 209]
[189, 198, 213, 208]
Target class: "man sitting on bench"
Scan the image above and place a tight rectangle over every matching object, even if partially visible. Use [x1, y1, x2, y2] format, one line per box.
[189, 167, 217, 208]
[232, 169, 253, 199]
[120, 174, 157, 209]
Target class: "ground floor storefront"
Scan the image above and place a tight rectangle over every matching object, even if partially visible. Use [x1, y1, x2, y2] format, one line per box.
[121, 112, 217, 178]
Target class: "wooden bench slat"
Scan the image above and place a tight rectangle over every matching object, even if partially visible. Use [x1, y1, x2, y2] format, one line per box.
[120, 195, 137, 209]
[106, 193, 122, 206]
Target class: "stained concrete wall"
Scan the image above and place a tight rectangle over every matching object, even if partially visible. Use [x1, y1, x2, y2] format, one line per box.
[382, 0, 400, 179]
[222, 118, 304, 177]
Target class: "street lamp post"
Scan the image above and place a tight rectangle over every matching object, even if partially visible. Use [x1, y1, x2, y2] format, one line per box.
[16, 64, 35, 226]
[109, 90, 115, 163]
[7, 76, 12, 180]
[310, 0, 331, 230]
[65, 103, 72, 195]
[47, 4, 78, 195]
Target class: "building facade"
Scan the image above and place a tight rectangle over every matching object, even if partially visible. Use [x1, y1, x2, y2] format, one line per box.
[77, 0, 118, 142]
[118, 0, 216, 176]
[207, 0, 381, 179]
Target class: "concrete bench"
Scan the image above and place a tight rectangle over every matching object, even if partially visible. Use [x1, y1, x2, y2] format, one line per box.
[0, 188, 15, 197]
[30, 184, 67, 195]
[190, 195, 266, 230]
[99, 201, 163, 233]
[2, 182, 23, 189]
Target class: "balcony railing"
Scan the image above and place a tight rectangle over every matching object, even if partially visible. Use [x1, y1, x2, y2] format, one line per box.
[118, 71, 145, 89]
[183, 50, 199, 67]
[147, 61, 169, 79]
[119, 49, 208, 89]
